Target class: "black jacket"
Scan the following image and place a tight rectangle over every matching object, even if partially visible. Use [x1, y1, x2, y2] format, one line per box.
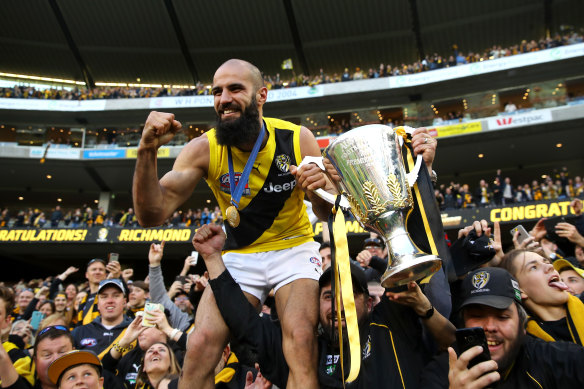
[420, 336, 584, 388]
[72, 315, 132, 357]
[210, 269, 434, 389]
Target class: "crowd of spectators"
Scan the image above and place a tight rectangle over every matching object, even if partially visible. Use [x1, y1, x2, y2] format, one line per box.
[1, 197, 583, 388]
[2, 169, 581, 231]
[0, 205, 223, 229]
[435, 168, 583, 210]
[1, 32, 582, 101]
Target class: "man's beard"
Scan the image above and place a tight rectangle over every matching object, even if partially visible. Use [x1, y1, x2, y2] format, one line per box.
[215, 97, 261, 147]
[321, 304, 370, 347]
[496, 322, 525, 373]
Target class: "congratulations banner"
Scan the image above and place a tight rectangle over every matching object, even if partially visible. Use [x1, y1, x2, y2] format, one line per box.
[0, 227, 194, 244]
[440, 199, 578, 229]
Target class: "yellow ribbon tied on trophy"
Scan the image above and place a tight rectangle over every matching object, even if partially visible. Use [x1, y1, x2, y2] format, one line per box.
[332, 206, 361, 383]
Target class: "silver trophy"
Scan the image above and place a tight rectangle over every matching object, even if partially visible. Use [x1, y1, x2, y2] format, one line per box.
[302, 124, 441, 288]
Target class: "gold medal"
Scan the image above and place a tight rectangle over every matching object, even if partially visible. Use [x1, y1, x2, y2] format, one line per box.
[226, 205, 240, 228]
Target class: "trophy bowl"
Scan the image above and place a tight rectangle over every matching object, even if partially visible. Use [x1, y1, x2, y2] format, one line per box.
[323, 124, 441, 287]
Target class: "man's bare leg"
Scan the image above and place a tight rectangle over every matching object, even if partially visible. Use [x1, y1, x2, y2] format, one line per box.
[179, 285, 260, 389]
[275, 278, 320, 389]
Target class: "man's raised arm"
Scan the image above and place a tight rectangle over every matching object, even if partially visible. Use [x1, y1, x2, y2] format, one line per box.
[133, 111, 208, 227]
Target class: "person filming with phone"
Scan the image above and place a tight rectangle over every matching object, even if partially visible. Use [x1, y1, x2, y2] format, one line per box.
[420, 267, 584, 388]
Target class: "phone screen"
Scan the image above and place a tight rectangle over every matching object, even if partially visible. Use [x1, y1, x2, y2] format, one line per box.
[190, 251, 199, 266]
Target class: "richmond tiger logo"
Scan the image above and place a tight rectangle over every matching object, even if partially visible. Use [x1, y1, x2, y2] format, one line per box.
[275, 154, 291, 173]
[472, 271, 490, 289]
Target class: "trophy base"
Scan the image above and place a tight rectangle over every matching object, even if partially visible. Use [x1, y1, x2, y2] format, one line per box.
[380, 255, 441, 288]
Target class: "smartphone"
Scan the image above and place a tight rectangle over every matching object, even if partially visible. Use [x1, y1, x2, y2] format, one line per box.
[142, 302, 164, 327]
[190, 251, 199, 266]
[30, 311, 45, 331]
[175, 275, 187, 284]
[108, 253, 119, 263]
[543, 216, 568, 243]
[456, 327, 491, 368]
[510, 225, 531, 244]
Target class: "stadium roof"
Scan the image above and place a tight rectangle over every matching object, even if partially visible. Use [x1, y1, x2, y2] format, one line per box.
[1, 0, 582, 86]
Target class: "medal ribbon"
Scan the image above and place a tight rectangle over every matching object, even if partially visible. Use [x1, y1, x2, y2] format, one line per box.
[328, 198, 361, 383]
[227, 123, 266, 209]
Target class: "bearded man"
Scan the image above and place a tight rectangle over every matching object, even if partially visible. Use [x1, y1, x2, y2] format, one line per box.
[133, 59, 334, 389]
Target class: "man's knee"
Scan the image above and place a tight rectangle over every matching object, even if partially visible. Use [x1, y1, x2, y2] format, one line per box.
[186, 327, 225, 359]
[284, 321, 317, 349]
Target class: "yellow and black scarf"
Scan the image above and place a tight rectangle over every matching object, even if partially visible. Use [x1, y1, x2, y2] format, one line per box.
[526, 294, 584, 346]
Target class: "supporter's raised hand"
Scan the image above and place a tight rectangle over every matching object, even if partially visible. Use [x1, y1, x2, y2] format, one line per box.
[512, 231, 540, 251]
[167, 281, 183, 299]
[356, 250, 373, 268]
[529, 219, 547, 242]
[411, 127, 437, 170]
[489, 221, 504, 267]
[193, 271, 209, 292]
[556, 222, 584, 245]
[386, 281, 431, 315]
[35, 285, 50, 299]
[58, 266, 79, 281]
[122, 268, 134, 282]
[244, 367, 272, 389]
[192, 225, 227, 279]
[183, 277, 194, 294]
[110, 316, 144, 359]
[106, 261, 122, 279]
[571, 198, 583, 216]
[182, 256, 193, 274]
[149, 241, 166, 267]
[148, 308, 173, 334]
[120, 316, 145, 346]
[10, 322, 33, 345]
[447, 346, 499, 389]
[192, 224, 226, 260]
[457, 220, 489, 240]
[140, 111, 182, 150]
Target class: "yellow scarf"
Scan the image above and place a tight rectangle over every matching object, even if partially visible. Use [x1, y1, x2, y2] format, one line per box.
[526, 294, 584, 345]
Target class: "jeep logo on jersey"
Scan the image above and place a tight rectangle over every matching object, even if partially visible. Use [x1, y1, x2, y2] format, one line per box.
[218, 173, 251, 196]
[472, 271, 490, 289]
[80, 338, 97, 347]
[263, 180, 296, 193]
[275, 154, 291, 173]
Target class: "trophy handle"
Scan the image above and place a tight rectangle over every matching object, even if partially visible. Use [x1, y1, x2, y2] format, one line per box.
[398, 126, 424, 187]
[297, 156, 351, 210]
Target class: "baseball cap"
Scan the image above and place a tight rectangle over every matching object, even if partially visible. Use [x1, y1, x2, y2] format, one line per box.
[459, 267, 522, 310]
[363, 237, 383, 249]
[319, 261, 368, 295]
[48, 350, 102, 385]
[553, 259, 584, 279]
[97, 279, 126, 295]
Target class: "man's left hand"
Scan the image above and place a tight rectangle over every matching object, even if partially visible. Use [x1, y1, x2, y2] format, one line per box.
[290, 163, 329, 192]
